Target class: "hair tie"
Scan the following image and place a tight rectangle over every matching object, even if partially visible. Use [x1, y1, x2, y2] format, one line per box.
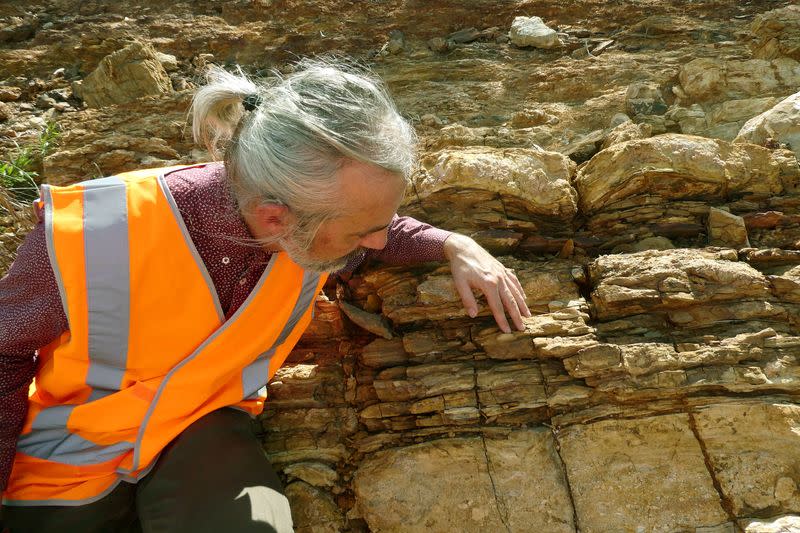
[242, 93, 261, 112]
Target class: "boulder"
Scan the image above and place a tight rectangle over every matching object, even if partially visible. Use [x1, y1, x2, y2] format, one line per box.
[575, 134, 797, 216]
[412, 146, 577, 232]
[72, 41, 172, 108]
[735, 91, 800, 160]
[600, 120, 652, 150]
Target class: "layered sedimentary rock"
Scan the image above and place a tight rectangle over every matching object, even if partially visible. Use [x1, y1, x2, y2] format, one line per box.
[574, 134, 800, 253]
[263, 136, 800, 530]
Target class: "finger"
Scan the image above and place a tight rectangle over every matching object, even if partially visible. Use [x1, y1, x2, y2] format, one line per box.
[483, 282, 512, 333]
[506, 270, 531, 317]
[506, 274, 531, 316]
[454, 277, 479, 318]
[499, 279, 525, 332]
[505, 272, 530, 320]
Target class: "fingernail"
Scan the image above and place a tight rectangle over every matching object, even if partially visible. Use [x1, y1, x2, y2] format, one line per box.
[468, 308, 477, 318]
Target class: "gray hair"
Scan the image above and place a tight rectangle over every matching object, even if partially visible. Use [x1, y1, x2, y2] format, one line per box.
[190, 57, 417, 247]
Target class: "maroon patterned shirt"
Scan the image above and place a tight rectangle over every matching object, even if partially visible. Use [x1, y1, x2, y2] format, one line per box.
[0, 162, 451, 491]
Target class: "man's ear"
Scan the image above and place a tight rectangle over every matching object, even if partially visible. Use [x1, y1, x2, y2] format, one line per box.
[250, 202, 291, 239]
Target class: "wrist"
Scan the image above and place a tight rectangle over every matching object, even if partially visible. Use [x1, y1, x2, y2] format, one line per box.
[443, 233, 472, 261]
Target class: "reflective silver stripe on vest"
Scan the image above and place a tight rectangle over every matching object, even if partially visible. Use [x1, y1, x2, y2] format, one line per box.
[3, 477, 124, 507]
[83, 176, 131, 391]
[241, 270, 321, 399]
[41, 185, 70, 328]
[16, 404, 134, 465]
[18, 177, 134, 465]
[156, 173, 224, 323]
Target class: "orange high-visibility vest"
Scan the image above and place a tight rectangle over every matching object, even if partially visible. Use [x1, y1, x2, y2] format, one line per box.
[3, 165, 327, 506]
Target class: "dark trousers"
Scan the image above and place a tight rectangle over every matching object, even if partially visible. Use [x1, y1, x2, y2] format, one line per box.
[3, 409, 293, 533]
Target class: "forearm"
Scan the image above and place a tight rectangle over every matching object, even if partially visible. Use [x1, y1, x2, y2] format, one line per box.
[0, 353, 36, 491]
[0, 222, 69, 490]
[370, 214, 453, 265]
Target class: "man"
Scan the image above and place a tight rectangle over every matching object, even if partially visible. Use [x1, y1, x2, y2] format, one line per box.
[0, 58, 529, 532]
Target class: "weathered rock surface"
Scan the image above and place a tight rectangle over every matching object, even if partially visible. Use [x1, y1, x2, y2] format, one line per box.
[559, 414, 728, 532]
[353, 431, 574, 532]
[2, 1, 800, 531]
[408, 147, 577, 238]
[750, 5, 800, 61]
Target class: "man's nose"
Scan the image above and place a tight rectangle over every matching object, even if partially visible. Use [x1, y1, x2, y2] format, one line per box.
[359, 229, 389, 250]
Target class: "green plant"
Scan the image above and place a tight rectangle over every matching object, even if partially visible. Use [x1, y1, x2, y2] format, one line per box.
[0, 145, 40, 203]
[0, 121, 60, 204]
[38, 120, 60, 158]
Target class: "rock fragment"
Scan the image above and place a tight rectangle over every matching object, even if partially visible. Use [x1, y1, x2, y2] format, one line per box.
[427, 37, 450, 53]
[155, 51, 179, 71]
[600, 120, 652, 150]
[509, 16, 561, 49]
[625, 82, 667, 117]
[707, 207, 750, 248]
[0, 102, 11, 122]
[339, 301, 393, 339]
[0, 86, 22, 102]
[285, 481, 345, 533]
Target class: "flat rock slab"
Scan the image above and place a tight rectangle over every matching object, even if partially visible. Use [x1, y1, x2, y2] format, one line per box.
[588, 248, 770, 320]
[693, 401, 800, 517]
[353, 431, 574, 532]
[558, 413, 728, 532]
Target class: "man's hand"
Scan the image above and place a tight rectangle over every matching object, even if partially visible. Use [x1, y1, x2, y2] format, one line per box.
[443, 233, 531, 333]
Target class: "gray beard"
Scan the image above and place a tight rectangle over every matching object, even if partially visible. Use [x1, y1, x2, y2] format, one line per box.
[278, 233, 365, 273]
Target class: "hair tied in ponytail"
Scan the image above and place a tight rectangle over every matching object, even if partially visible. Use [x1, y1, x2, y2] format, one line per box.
[242, 93, 261, 112]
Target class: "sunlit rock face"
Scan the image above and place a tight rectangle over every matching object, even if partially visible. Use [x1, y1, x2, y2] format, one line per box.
[2, 1, 800, 531]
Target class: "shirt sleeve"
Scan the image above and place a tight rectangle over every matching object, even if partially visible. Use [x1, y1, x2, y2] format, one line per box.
[339, 214, 453, 273]
[0, 222, 68, 491]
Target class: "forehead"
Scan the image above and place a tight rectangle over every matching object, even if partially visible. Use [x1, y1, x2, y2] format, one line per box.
[336, 160, 406, 211]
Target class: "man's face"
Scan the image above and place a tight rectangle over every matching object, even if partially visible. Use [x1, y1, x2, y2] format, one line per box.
[280, 160, 406, 272]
